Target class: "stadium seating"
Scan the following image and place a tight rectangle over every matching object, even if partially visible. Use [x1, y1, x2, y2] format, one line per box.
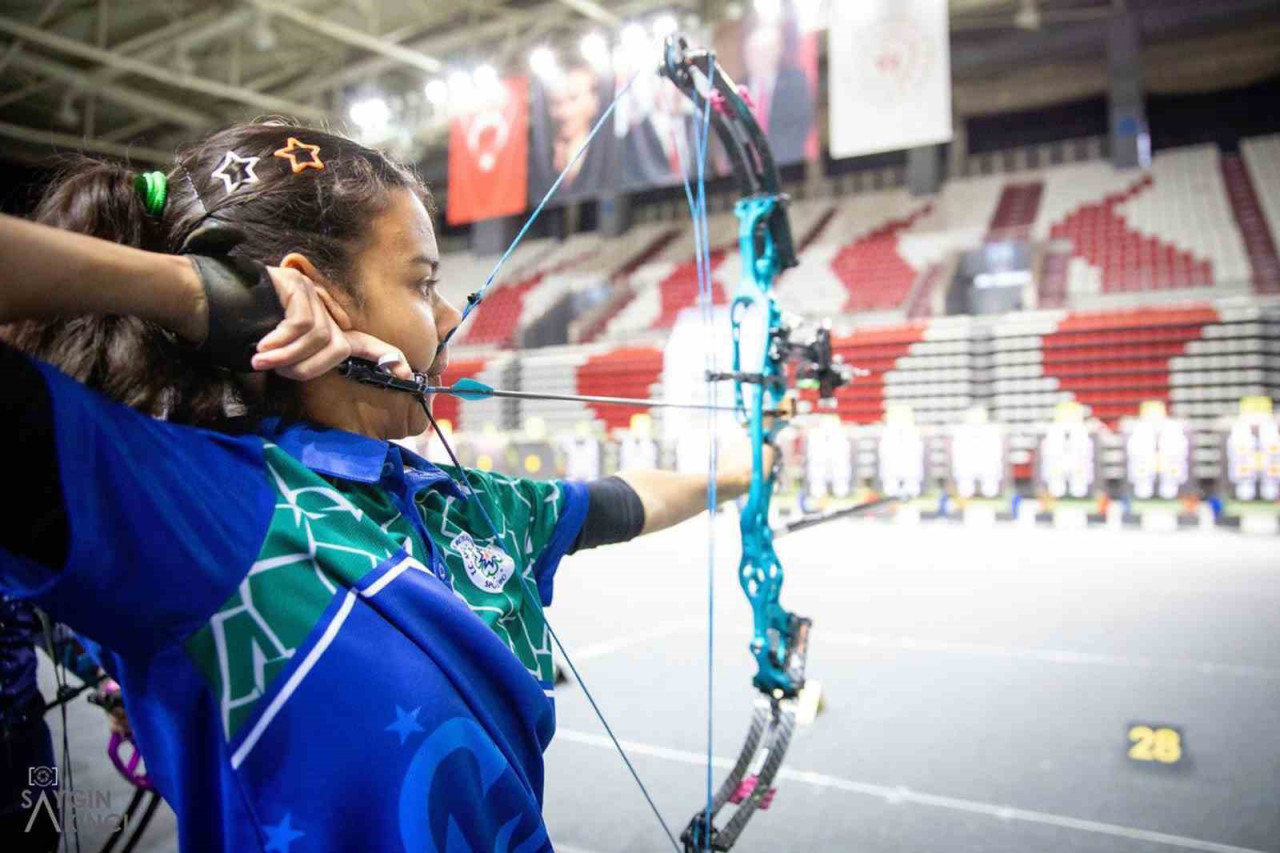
[430, 354, 511, 433]
[447, 225, 680, 348]
[514, 345, 666, 434]
[990, 302, 1279, 426]
[987, 182, 1043, 242]
[438, 140, 1279, 375]
[803, 318, 978, 426]
[1235, 135, 1280, 293]
[829, 204, 932, 312]
[1037, 146, 1252, 295]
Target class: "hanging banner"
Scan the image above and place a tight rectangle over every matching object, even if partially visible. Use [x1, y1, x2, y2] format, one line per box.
[528, 61, 617, 204]
[613, 46, 707, 192]
[714, 4, 820, 167]
[829, 0, 952, 159]
[446, 77, 528, 225]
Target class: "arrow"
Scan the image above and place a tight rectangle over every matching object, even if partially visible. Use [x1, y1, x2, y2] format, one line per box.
[437, 378, 778, 414]
[337, 359, 782, 415]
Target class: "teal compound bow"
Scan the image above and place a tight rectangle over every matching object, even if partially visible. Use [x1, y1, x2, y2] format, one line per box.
[658, 35, 851, 852]
[341, 34, 859, 852]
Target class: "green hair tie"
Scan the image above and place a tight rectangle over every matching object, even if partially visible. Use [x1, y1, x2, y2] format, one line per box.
[134, 171, 168, 217]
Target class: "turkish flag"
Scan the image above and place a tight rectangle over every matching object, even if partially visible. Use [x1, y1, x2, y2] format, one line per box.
[446, 77, 528, 225]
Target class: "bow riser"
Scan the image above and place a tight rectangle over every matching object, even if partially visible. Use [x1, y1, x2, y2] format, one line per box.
[729, 195, 807, 698]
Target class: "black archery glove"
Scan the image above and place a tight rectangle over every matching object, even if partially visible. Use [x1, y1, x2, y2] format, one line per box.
[179, 221, 287, 372]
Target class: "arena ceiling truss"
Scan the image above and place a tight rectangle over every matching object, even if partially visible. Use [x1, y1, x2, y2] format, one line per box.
[0, 0, 1275, 168]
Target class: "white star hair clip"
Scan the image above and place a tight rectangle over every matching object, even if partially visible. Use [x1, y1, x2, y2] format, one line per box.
[210, 150, 261, 195]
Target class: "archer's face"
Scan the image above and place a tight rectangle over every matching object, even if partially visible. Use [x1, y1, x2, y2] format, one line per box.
[348, 188, 460, 437]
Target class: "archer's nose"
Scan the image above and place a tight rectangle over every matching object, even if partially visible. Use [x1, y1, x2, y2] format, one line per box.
[431, 296, 463, 371]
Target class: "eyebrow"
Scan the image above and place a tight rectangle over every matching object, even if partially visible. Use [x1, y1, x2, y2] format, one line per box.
[408, 255, 439, 275]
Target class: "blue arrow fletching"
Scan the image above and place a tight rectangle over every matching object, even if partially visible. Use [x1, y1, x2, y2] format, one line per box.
[449, 377, 495, 401]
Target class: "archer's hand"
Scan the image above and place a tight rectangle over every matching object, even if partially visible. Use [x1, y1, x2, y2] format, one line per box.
[717, 434, 778, 494]
[248, 267, 414, 382]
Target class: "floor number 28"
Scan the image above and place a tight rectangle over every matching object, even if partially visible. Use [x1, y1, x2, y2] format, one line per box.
[1128, 725, 1182, 764]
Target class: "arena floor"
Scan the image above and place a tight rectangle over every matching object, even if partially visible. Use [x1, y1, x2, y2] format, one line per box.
[42, 519, 1280, 852]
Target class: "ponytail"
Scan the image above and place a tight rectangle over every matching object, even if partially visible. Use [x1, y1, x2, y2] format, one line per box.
[32, 157, 168, 252]
[3, 157, 236, 425]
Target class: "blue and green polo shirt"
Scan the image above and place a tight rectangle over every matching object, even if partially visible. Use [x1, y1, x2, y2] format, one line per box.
[0, 358, 589, 852]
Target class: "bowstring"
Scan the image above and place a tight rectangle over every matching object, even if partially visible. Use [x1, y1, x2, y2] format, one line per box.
[435, 67, 645, 358]
[672, 51, 717, 852]
[39, 610, 82, 853]
[418, 401, 681, 852]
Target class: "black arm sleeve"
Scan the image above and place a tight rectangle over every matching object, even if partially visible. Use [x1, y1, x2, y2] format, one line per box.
[568, 475, 646, 554]
[0, 342, 68, 568]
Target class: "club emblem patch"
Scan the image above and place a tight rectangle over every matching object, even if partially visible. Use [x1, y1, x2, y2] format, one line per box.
[451, 532, 515, 593]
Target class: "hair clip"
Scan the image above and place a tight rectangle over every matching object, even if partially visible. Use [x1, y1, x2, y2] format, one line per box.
[134, 171, 168, 216]
[210, 150, 261, 195]
[178, 165, 209, 217]
[273, 137, 325, 174]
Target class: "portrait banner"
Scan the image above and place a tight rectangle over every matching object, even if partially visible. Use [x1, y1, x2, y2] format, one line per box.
[614, 44, 716, 192]
[714, 4, 820, 168]
[528, 62, 617, 204]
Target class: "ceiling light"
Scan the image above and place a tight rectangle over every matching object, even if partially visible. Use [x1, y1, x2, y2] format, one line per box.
[621, 23, 647, 49]
[424, 78, 448, 106]
[349, 97, 390, 132]
[796, 0, 827, 32]
[754, 0, 783, 23]
[652, 15, 678, 40]
[1014, 0, 1041, 30]
[250, 10, 277, 51]
[529, 46, 559, 80]
[56, 93, 79, 128]
[618, 23, 650, 67]
[580, 32, 610, 69]
[473, 64, 500, 95]
[448, 69, 475, 100]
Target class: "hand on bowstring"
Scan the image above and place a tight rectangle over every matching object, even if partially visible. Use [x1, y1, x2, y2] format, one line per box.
[246, 266, 413, 382]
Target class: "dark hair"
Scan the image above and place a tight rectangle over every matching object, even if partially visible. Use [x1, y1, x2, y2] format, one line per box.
[2, 121, 431, 427]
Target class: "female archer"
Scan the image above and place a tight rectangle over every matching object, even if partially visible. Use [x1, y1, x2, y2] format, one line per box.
[0, 123, 754, 851]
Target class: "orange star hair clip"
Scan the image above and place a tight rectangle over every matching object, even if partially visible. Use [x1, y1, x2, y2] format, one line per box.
[273, 137, 325, 174]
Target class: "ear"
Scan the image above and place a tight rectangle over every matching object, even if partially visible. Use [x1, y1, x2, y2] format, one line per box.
[279, 252, 355, 332]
